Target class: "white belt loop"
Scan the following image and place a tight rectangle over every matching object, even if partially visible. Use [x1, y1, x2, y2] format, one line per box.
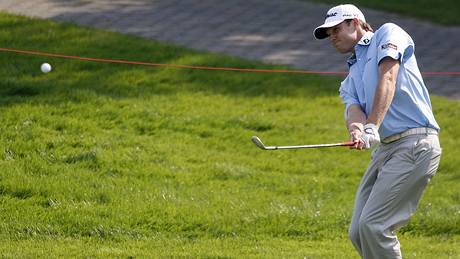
[381, 127, 438, 144]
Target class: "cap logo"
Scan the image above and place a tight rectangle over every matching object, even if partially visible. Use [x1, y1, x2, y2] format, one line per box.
[325, 12, 338, 19]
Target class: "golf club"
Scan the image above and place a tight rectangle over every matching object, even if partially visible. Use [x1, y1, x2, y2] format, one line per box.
[251, 136, 354, 150]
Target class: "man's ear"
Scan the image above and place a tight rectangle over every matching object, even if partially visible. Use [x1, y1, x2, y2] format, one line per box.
[351, 18, 365, 36]
[351, 18, 360, 27]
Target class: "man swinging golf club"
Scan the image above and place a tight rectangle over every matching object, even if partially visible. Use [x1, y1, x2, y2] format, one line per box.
[313, 4, 442, 258]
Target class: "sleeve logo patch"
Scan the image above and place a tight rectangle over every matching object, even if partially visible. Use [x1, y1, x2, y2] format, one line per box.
[381, 43, 398, 50]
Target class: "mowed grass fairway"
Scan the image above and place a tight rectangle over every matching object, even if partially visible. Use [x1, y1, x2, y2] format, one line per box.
[1, 13, 459, 258]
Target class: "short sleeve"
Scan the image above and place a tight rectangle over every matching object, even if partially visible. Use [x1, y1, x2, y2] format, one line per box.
[376, 23, 414, 64]
[339, 76, 360, 119]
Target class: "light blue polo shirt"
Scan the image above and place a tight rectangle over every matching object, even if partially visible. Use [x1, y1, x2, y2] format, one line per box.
[339, 23, 440, 139]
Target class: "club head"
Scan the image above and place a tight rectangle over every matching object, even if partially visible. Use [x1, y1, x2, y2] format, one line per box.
[252, 136, 275, 150]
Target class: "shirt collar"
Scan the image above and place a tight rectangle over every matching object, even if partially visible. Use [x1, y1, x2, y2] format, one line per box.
[347, 31, 374, 67]
[347, 54, 357, 67]
[357, 31, 374, 46]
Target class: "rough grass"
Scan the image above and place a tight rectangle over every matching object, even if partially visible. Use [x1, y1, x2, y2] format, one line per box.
[0, 12, 459, 258]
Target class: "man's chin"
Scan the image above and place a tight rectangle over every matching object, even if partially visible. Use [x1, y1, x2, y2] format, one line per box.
[336, 48, 350, 54]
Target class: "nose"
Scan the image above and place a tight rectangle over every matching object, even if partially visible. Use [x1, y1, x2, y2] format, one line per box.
[329, 34, 336, 44]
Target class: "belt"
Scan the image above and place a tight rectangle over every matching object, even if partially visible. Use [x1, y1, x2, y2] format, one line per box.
[381, 127, 438, 144]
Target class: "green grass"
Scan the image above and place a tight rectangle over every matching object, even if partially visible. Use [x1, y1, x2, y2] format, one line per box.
[306, 0, 460, 26]
[1, 12, 459, 258]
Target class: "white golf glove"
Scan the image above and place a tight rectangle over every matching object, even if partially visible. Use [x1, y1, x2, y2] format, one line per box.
[361, 123, 380, 149]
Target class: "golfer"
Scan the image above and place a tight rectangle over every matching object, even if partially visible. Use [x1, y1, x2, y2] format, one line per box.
[313, 4, 442, 259]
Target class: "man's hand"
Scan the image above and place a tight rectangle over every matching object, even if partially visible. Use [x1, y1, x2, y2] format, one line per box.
[349, 122, 365, 149]
[361, 123, 380, 149]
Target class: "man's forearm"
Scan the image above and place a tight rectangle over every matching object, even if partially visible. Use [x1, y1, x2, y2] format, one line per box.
[367, 57, 399, 127]
[346, 104, 367, 132]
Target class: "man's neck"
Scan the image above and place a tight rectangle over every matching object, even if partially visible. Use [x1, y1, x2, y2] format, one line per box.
[351, 28, 366, 54]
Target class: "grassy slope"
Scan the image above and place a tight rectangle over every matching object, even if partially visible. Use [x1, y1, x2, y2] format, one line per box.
[306, 0, 460, 26]
[0, 12, 459, 258]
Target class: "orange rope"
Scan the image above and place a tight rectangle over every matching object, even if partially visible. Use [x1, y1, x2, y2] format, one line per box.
[1, 47, 459, 76]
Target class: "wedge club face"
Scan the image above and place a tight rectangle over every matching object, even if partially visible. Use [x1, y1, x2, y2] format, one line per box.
[251, 136, 276, 150]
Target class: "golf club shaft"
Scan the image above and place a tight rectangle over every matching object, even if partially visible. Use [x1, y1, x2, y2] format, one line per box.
[252, 136, 354, 150]
[265, 142, 354, 149]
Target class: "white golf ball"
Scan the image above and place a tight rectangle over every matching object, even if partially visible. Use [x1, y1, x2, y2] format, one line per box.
[41, 63, 52, 73]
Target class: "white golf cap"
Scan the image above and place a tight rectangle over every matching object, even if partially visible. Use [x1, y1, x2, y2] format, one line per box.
[313, 4, 366, 40]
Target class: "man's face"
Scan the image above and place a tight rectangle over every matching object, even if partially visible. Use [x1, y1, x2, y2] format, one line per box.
[326, 20, 359, 54]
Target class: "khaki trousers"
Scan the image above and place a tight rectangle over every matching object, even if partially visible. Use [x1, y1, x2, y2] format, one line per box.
[348, 134, 442, 259]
